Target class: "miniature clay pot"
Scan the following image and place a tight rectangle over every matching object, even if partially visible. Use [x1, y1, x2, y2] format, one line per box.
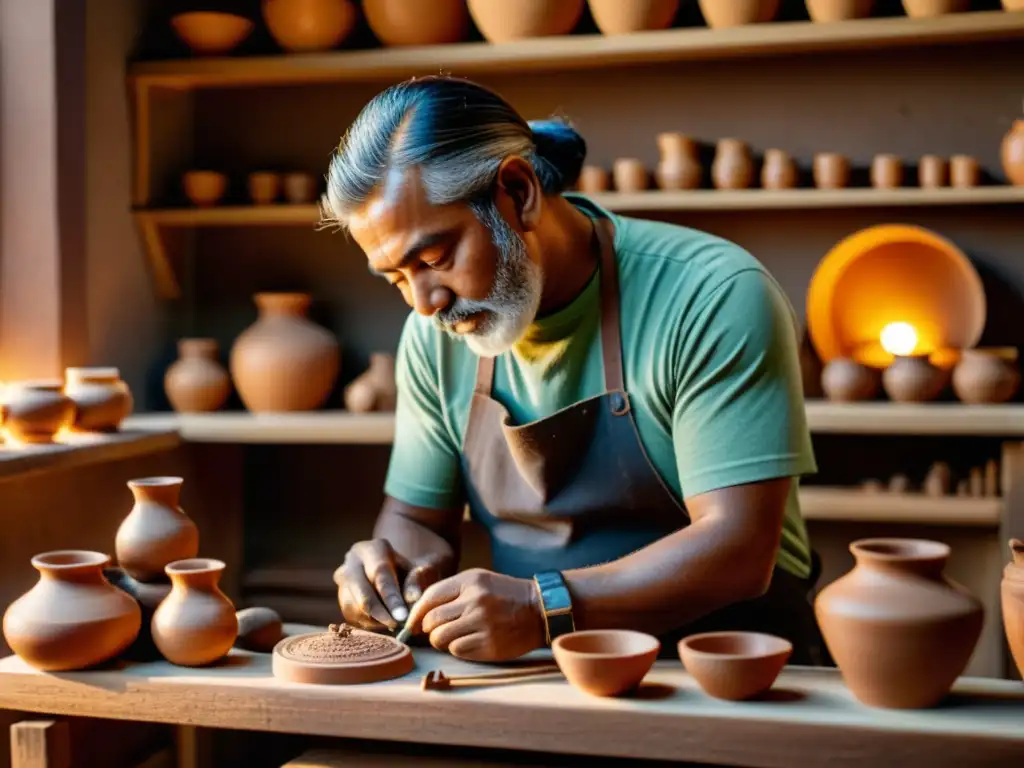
[870, 154, 903, 189]
[152, 558, 238, 667]
[64, 367, 133, 432]
[698, 0, 780, 27]
[761, 149, 798, 190]
[364, 0, 469, 45]
[164, 338, 232, 413]
[951, 348, 1021, 404]
[344, 353, 397, 413]
[950, 155, 979, 188]
[1002, 120, 1024, 187]
[235, 606, 285, 652]
[901, 0, 970, 17]
[882, 354, 949, 402]
[552, 630, 660, 697]
[248, 172, 281, 204]
[1002, 539, 1024, 678]
[922, 462, 952, 497]
[105, 566, 172, 661]
[261, 0, 357, 52]
[230, 293, 340, 412]
[812, 153, 850, 189]
[115, 476, 200, 583]
[711, 139, 754, 190]
[588, 0, 679, 35]
[578, 165, 610, 194]
[2, 380, 76, 443]
[655, 133, 702, 191]
[283, 173, 318, 203]
[678, 632, 792, 701]
[918, 155, 948, 188]
[815, 538, 984, 709]
[612, 158, 649, 192]
[3, 551, 141, 671]
[182, 171, 227, 207]
[467, 0, 585, 42]
[805, 0, 874, 22]
[170, 11, 254, 55]
[821, 358, 881, 402]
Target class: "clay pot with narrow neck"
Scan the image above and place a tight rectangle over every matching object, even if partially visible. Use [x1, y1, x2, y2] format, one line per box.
[901, 0, 969, 17]
[261, 0, 358, 52]
[815, 538, 984, 708]
[761, 149, 798, 190]
[711, 139, 754, 190]
[1003, 539, 1024, 678]
[882, 354, 949, 402]
[64, 367, 133, 432]
[344, 353, 397, 413]
[698, 0, 779, 27]
[467, 0, 585, 42]
[805, 0, 874, 22]
[364, 0, 469, 45]
[3, 551, 141, 671]
[588, 0, 679, 35]
[952, 348, 1021, 404]
[2, 380, 76, 443]
[1002, 120, 1024, 187]
[230, 292, 340, 412]
[165, 338, 232, 413]
[655, 133, 702, 191]
[812, 153, 850, 189]
[152, 558, 238, 666]
[115, 477, 200, 583]
[821, 358, 881, 402]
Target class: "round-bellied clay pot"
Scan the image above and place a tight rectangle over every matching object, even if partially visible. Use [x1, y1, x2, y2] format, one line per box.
[115, 477, 200, 583]
[1002, 120, 1024, 187]
[805, 0, 874, 21]
[468, 0, 585, 42]
[182, 171, 227, 206]
[230, 293, 340, 412]
[261, 0, 357, 52]
[656, 133, 702, 190]
[64, 367, 133, 432]
[870, 154, 903, 189]
[901, 0, 969, 16]
[578, 165, 610, 193]
[170, 11, 254, 55]
[678, 631, 792, 701]
[950, 155, 979, 188]
[612, 158, 649, 192]
[812, 153, 850, 189]
[918, 155, 948, 188]
[882, 354, 949, 402]
[2, 380, 76, 443]
[711, 139, 754, 190]
[152, 558, 238, 667]
[698, 0, 780, 28]
[248, 172, 281, 204]
[1003, 539, 1024, 678]
[761, 149, 798, 190]
[951, 348, 1021, 404]
[3, 551, 142, 671]
[364, 0, 469, 45]
[164, 338, 232, 413]
[344, 353, 397, 413]
[104, 566, 172, 661]
[588, 0, 679, 34]
[821, 358, 881, 402]
[552, 630, 660, 697]
[815, 538, 984, 709]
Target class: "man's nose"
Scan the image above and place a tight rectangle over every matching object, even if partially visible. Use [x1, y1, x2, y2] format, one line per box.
[410, 275, 451, 317]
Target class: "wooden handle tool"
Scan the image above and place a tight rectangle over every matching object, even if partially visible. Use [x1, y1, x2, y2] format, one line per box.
[421, 664, 561, 691]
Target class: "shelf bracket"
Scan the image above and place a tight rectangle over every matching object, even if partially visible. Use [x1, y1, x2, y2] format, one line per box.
[135, 213, 182, 299]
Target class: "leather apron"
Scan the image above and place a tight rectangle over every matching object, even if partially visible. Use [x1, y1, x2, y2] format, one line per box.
[460, 215, 828, 665]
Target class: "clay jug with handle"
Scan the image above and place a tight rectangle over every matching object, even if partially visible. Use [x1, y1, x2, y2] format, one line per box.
[152, 558, 238, 666]
[115, 477, 200, 583]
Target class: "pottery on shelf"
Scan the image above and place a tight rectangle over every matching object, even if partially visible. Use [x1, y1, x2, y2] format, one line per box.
[183, 171, 227, 207]
[711, 139, 754, 190]
[64, 367, 133, 432]
[3, 551, 142, 671]
[588, 0, 679, 35]
[1003, 539, 1024, 678]
[612, 158, 649, 192]
[950, 155, 980, 188]
[951, 347, 1021, 404]
[105, 566, 173, 661]
[820, 358, 881, 402]
[655, 133, 702, 191]
[115, 477, 200, 583]
[918, 155, 948, 188]
[2, 380, 76, 443]
[698, 0, 779, 28]
[805, 0, 874, 22]
[230, 292, 340, 412]
[882, 354, 949, 402]
[816, 538, 983, 709]
[1002, 119, 1024, 187]
[344, 353, 397, 413]
[901, 0, 970, 17]
[761, 149, 798, 190]
[152, 558, 238, 667]
[922, 462, 952, 497]
[364, 0, 469, 45]
[248, 172, 281, 204]
[552, 630, 660, 697]
[283, 173, 318, 204]
[235, 607, 285, 653]
[578, 165, 610, 193]
[812, 153, 850, 189]
[678, 632, 792, 701]
[261, 0, 357, 52]
[888, 473, 911, 494]
[164, 338, 232, 413]
[870, 154, 903, 189]
[467, 0, 585, 43]
[170, 12, 254, 55]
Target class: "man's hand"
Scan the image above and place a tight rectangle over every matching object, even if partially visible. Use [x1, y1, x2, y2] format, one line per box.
[401, 568, 546, 661]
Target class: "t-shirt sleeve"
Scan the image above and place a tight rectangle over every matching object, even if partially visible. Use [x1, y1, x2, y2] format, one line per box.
[383, 314, 464, 510]
[671, 268, 817, 499]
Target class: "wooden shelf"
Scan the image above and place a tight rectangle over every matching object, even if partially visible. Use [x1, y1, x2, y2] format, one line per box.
[799, 486, 1000, 526]
[804, 400, 1024, 435]
[127, 11, 1024, 90]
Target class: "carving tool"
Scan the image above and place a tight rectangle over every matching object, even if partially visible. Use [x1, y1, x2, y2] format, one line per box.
[421, 665, 561, 691]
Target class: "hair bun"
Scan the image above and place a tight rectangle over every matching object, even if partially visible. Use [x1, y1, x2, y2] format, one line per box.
[528, 118, 587, 193]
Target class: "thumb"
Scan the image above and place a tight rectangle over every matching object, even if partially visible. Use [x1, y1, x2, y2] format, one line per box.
[402, 556, 446, 605]
[403, 574, 461, 636]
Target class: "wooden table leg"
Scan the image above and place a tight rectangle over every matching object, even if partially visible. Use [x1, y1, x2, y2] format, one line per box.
[10, 720, 70, 768]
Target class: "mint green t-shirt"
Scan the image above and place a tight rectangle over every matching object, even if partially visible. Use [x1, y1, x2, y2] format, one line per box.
[383, 196, 817, 579]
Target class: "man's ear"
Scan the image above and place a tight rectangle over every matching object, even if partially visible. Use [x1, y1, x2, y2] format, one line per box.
[495, 156, 542, 232]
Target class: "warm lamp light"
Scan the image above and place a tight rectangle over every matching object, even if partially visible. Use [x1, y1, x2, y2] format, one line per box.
[880, 322, 919, 357]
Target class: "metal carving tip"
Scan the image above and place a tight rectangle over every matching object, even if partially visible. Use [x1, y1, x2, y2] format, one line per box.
[395, 624, 412, 645]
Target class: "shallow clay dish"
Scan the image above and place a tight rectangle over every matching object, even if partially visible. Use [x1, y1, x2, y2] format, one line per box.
[272, 625, 413, 684]
[551, 629, 659, 697]
[678, 631, 792, 701]
[171, 12, 254, 55]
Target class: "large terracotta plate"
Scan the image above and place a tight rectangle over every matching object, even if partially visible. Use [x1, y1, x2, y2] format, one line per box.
[272, 630, 414, 685]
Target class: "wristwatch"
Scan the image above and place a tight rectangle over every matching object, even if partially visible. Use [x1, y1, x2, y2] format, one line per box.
[533, 570, 576, 645]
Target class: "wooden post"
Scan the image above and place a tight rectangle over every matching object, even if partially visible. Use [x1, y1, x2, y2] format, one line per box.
[10, 721, 70, 768]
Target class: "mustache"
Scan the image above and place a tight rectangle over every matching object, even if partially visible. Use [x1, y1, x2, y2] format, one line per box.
[434, 299, 492, 331]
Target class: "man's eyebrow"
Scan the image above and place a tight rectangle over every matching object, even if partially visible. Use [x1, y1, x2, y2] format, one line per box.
[367, 230, 451, 276]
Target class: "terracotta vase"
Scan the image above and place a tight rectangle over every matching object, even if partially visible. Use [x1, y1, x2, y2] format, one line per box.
[698, 0, 779, 27]
[951, 348, 1021, 404]
[283, 173, 318, 203]
[115, 477, 200, 583]
[3, 551, 141, 671]
[882, 354, 949, 402]
[152, 558, 238, 667]
[248, 172, 281, 204]
[805, 0, 874, 22]
[344, 353, 397, 413]
[1003, 539, 1024, 678]
[612, 158, 649, 192]
[467, 0, 585, 42]
[588, 0, 679, 34]
[1002, 120, 1024, 187]
[761, 149, 798, 190]
[821, 358, 881, 402]
[2, 380, 76, 443]
[711, 139, 754, 190]
[230, 293, 340, 412]
[165, 338, 232, 413]
[870, 154, 903, 189]
[812, 153, 850, 189]
[816, 538, 984, 709]
[64, 367, 133, 432]
[261, 0, 357, 52]
[901, 0, 970, 16]
[578, 165, 610, 193]
[364, 0, 469, 45]
[105, 566, 172, 661]
[918, 155, 948, 188]
[950, 155, 979, 188]
[655, 133, 702, 191]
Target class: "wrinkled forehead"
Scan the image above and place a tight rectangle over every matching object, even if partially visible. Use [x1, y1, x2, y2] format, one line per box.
[348, 167, 446, 262]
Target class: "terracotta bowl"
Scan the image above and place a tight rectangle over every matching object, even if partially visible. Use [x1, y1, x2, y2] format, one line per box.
[552, 629, 659, 697]
[170, 12, 254, 56]
[678, 631, 792, 701]
[183, 171, 228, 207]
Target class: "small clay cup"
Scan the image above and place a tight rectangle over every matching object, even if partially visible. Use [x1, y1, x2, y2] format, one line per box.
[578, 165, 611, 194]
[918, 155, 948, 188]
[247, 172, 281, 205]
[812, 153, 850, 189]
[552, 629, 660, 697]
[283, 173, 318, 204]
[950, 155, 980, 188]
[182, 171, 227, 207]
[882, 354, 950, 403]
[952, 348, 1021, 404]
[870, 154, 903, 189]
[821, 358, 881, 402]
[612, 158, 649, 193]
[761, 149, 798, 190]
[678, 631, 792, 701]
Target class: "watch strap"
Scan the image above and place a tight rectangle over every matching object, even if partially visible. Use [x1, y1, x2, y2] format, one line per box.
[533, 570, 576, 645]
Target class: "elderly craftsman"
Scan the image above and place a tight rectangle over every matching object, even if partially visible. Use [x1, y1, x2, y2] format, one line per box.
[323, 76, 826, 665]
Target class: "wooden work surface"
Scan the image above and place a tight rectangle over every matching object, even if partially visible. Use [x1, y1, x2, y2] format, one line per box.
[0, 627, 1022, 768]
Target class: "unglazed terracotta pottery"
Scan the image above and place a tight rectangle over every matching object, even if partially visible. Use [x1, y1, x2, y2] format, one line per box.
[821, 358, 881, 402]
[164, 338, 232, 413]
[678, 632, 791, 701]
[551, 630, 660, 697]
[761, 149, 798, 190]
[170, 12, 254, 55]
[870, 154, 903, 189]
[183, 171, 227, 206]
[901, 0, 970, 17]
[235, 607, 285, 652]
[951, 348, 1021, 404]
[1003, 0, 1024, 9]
[950, 155, 980, 188]
[272, 624, 414, 684]
[711, 139, 754, 190]
[467, 0, 585, 42]
[230, 293, 340, 412]
[105, 566, 172, 661]
[248, 172, 281, 204]
[152, 559, 237, 667]
[922, 461, 952, 496]
[805, 0, 874, 22]
[588, 0, 679, 34]
[816, 538, 984, 709]
[1003, 539, 1024, 678]
[985, 459, 999, 496]
[888, 473, 911, 493]
[261, 0, 357, 52]
[655, 133, 702, 191]
[1002, 119, 1024, 186]
[64, 367, 133, 432]
[578, 165, 611, 193]
[2, 380, 76, 443]
[283, 173, 318, 203]
[918, 155, 948, 188]
[3, 551, 141, 671]
[344, 353, 397, 413]
[612, 158, 649, 192]
[698, 0, 779, 27]
[882, 354, 949, 402]
[115, 477, 200, 583]
[812, 153, 850, 189]
[364, 0, 469, 45]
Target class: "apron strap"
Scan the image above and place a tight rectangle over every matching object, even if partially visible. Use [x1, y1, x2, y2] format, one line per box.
[475, 353, 495, 395]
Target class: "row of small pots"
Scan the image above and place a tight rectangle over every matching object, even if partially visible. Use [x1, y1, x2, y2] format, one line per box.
[182, 170, 319, 207]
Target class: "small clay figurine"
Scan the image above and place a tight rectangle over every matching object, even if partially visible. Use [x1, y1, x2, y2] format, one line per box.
[922, 462, 951, 497]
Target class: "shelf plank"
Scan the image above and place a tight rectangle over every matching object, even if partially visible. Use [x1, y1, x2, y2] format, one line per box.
[804, 401, 1024, 435]
[799, 486, 1001, 526]
[128, 11, 1024, 90]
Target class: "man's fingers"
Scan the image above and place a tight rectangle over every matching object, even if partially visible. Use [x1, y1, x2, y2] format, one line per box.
[403, 575, 463, 635]
[427, 612, 476, 653]
[447, 632, 490, 661]
[341, 558, 399, 630]
[420, 599, 464, 635]
[402, 558, 446, 605]
[354, 540, 408, 623]
[339, 583, 386, 631]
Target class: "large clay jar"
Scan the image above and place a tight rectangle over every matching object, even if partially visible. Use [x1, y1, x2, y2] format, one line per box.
[152, 558, 238, 667]
[2, 380, 76, 443]
[882, 354, 949, 402]
[761, 149, 798, 190]
[588, 0, 679, 35]
[115, 477, 200, 583]
[821, 358, 881, 402]
[105, 567, 172, 661]
[364, 0, 469, 45]
[344, 353, 397, 413]
[816, 538, 984, 709]
[64, 367, 133, 432]
[805, 0, 874, 21]
[467, 0, 585, 42]
[164, 338, 232, 413]
[1003, 539, 1024, 679]
[230, 293, 340, 412]
[1002, 120, 1024, 187]
[951, 348, 1021, 404]
[711, 139, 754, 190]
[901, 0, 969, 16]
[262, 0, 357, 52]
[655, 133, 702, 191]
[698, 0, 780, 28]
[3, 551, 141, 671]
